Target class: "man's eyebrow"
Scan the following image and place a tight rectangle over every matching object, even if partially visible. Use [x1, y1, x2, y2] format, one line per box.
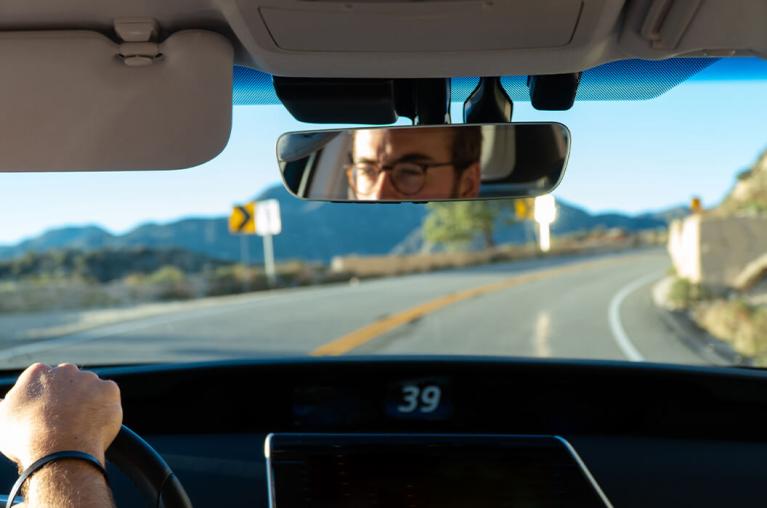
[391, 152, 437, 163]
[352, 153, 438, 164]
[353, 156, 379, 163]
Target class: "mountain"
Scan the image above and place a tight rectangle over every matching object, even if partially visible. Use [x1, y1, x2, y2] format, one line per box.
[0, 225, 115, 259]
[636, 205, 691, 223]
[0, 186, 427, 263]
[554, 201, 669, 233]
[0, 185, 677, 263]
[393, 199, 671, 253]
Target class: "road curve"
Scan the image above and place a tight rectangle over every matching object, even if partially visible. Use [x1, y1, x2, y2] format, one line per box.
[2, 249, 712, 367]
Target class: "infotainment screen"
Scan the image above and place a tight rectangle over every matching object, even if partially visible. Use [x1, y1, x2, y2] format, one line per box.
[265, 434, 611, 508]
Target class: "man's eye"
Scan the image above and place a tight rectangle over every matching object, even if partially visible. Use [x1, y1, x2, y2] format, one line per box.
[355, 164, 378, 177]
[395, 164, 423, 177]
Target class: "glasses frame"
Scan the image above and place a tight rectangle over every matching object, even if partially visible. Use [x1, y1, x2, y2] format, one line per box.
[344, 160, 456, 197]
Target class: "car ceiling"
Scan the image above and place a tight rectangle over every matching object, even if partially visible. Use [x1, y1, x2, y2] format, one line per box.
[0, 0, 765, 78]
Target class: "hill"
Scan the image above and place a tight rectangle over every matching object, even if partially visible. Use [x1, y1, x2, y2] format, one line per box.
[0, 185, 678, 263]
[717, 149, 767, 215]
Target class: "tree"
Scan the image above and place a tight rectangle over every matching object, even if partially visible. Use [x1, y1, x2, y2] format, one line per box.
[423, 201, 515, 250]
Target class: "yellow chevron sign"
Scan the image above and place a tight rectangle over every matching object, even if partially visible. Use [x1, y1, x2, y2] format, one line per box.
[514, 198, 535, 220]
[229, 202, 256, 234]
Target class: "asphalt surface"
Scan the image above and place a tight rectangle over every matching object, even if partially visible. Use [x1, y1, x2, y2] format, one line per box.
[0, 248, 713, 367]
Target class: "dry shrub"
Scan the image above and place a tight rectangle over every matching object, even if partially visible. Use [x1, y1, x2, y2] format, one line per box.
[694, 300, 767, 357]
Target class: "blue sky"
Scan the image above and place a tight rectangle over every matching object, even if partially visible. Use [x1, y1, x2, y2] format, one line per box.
[1, 62, 766, 245]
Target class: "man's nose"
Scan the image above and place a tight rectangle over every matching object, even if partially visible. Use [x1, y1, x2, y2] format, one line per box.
[373, 171, 401, 200]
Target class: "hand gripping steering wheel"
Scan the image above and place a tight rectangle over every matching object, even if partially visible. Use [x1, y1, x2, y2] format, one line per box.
[4, 425, 191, 507]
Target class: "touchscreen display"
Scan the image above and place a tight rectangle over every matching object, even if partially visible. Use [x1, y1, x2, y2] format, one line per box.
[266, 434, 610, 508]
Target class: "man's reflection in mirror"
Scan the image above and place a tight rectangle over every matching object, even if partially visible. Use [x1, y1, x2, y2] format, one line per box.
[345, 127, 482, 200]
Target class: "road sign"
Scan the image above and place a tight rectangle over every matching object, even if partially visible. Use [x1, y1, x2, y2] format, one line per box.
[534, 195, 557, 225]
[514, 199, 530, 220]
[691, 196, 702, 214]
[229, 199, 282, 287]
[534, 195, 557, 253]
[229, 203, 255, 234]
[256, 199, 282, 236]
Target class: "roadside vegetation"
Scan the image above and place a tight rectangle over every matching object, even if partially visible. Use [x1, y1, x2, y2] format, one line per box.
[666, 277, 712, 309]
[423, 201, 517, 250]
[0, 224, 660, 315]
[663, 274, 767, 364]
[694, 299, 767, 360]
[0, 248, 324, 313]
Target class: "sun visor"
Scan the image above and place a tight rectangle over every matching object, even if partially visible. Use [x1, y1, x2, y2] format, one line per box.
[0, 30, 233, 172]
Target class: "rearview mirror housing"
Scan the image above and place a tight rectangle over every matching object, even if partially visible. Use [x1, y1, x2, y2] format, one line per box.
[276, 123, 569, 202]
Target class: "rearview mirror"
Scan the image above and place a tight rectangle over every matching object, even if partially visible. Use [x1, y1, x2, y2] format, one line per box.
[276, 123, 569, 202]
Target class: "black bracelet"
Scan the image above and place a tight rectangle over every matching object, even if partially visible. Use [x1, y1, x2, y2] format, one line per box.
[6, 451, 108, 508]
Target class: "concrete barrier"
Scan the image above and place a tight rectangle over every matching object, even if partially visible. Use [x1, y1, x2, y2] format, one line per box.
[668, 215, 767, 291]
[668, 215, 702, 283]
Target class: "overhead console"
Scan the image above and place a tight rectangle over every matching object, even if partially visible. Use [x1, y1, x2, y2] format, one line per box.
[0, 1, 764, 79]
[232, 0, 624, 77]
[227, 0, 767, 77]
[258, 1, 583, 53]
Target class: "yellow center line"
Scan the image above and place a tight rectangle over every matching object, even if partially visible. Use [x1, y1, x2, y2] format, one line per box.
[311, 256, 630, 356]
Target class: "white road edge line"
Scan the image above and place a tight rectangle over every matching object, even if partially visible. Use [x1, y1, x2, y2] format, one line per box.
[608, 272, 661, 362]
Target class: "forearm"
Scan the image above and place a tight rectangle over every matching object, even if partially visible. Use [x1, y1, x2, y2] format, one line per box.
[21, 461, 115, 508]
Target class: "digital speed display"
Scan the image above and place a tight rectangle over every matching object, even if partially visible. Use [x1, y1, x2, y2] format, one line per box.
[291, 378, 453, 427]
[384, 378, 453, 420]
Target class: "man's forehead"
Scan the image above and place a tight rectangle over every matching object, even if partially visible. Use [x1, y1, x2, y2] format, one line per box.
[354, 128, 452, 155]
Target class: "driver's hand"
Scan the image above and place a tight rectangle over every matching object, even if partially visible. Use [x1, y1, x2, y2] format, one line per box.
[0, 363, 122, 469]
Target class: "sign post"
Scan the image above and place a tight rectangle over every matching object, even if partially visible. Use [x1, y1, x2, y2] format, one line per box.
[229, 203, 256, 291]
[256, 199, 282, 287]
[229, 199, 282, 288]
[239, 235, 250, 292]
[534, 194, 557, 253]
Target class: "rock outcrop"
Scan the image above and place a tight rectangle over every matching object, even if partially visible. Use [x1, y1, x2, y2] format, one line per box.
[717, 149, 767, 216]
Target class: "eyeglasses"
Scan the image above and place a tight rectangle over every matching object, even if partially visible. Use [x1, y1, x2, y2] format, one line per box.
[344, 160, 455, 196]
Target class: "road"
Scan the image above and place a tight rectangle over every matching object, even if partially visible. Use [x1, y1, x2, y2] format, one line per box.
[0, 248, 713, 367]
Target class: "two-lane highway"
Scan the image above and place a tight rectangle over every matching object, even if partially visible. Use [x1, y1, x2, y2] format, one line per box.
[0, 249, 714, 367]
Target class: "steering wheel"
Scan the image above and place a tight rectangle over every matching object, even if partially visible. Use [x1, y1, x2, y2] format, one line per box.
[3, 425, 190, 507]
[106, 425, 192, 508]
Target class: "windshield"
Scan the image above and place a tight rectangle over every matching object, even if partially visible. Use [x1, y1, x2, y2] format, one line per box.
[2, 58, 767, 368]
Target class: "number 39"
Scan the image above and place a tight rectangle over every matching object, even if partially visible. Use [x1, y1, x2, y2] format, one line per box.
[397, 385, 442, 414]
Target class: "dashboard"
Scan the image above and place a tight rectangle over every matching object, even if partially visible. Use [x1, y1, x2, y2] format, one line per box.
[2, 357, 767, 507]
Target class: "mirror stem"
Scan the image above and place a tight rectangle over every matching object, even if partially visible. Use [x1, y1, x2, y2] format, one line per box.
[463, 77, 513, 124]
